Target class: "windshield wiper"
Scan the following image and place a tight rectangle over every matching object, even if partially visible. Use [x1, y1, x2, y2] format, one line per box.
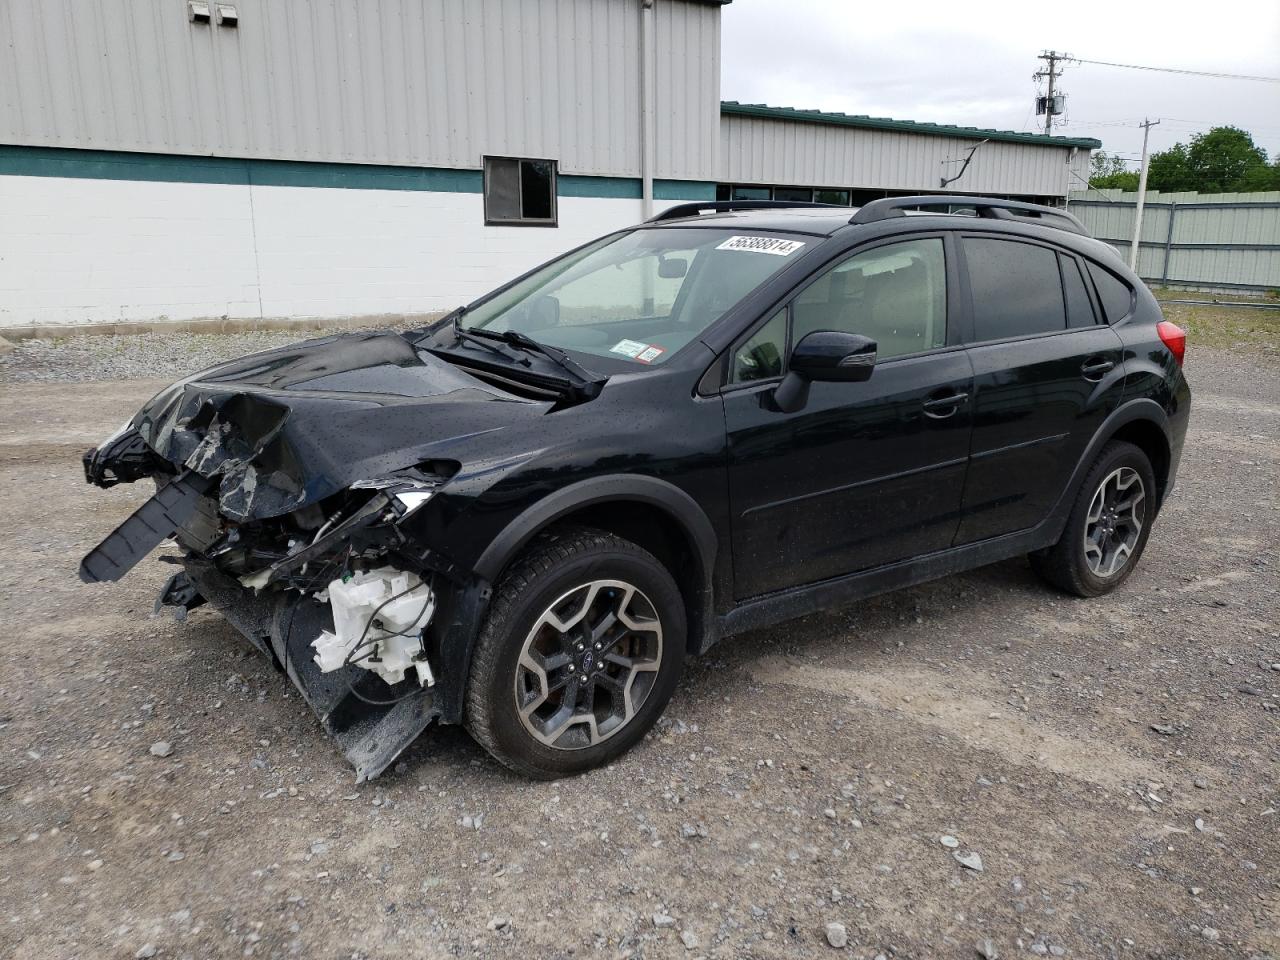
[465, 327, 607, 397]
[451, 316, 531, 367]
[500, 331, 604, 387]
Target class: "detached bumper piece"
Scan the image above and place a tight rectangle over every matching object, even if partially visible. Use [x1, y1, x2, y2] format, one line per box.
[184, 561, 442, 782]
[79, 472, 214, 583]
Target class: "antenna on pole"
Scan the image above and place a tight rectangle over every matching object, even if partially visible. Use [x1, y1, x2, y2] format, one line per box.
[1034, 50, 1067, 135]
[1129, 118, 1161, 271]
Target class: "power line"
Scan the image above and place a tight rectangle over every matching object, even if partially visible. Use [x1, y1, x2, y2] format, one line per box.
[1071, 58, 1280, 83]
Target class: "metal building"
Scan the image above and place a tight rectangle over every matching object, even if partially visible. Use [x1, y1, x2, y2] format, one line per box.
[0, 0, 1098, 329]
[717, 102, 1097, 206]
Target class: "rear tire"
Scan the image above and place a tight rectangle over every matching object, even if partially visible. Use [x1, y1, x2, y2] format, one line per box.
[464, 526, 685, 778]
[1031, 441, 1157, 598]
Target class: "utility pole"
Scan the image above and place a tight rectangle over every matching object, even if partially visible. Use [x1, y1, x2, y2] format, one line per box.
[1036, 51, 1065, 135]
[1129, 118, 1160, 271]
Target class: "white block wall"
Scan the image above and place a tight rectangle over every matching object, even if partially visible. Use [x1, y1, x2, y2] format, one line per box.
[0, 174, 669, 328]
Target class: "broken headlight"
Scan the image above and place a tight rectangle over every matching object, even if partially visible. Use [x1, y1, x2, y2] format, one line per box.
[350, 476, 438, 519]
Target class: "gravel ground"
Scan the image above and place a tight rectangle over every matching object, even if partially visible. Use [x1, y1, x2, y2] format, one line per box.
[0, 321, 420, 385]
[1, 333, 1277, 960]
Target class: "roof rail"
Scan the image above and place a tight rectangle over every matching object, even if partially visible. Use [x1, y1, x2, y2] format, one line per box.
[849, 195, 1090, 236]
[648, 200, 841, 223]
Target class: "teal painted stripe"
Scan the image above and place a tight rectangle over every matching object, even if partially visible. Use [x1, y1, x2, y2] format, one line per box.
[246, 159, 481, 192]
[0, 145, 485, 193]
[558, 174, 642, 199]
[0, 145, 247, 185]
[0, 145, 718, 201]
[654, 179, 717, 201]
[557, 175, 716, 201]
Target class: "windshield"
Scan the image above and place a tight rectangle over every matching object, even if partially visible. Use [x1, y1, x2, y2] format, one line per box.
[459, 227, 809, 366]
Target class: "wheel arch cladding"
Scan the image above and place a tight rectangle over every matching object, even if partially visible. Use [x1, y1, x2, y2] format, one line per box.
[1107, 418, 1172, 503]
[473, 475, 718, 655]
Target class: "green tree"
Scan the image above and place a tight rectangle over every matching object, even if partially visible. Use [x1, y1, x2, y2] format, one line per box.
[1235, 157, 1280, 192]
[1088, 152, 1139, 190]
[1146, 126, 1272, 194]
[1147, 143, 1192, 192]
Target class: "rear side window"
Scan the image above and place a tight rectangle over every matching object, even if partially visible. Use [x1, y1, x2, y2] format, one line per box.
[1061, 255, 1098, 328]
[1085, 261, 1134, 323]
[965, 238, 1065, 341]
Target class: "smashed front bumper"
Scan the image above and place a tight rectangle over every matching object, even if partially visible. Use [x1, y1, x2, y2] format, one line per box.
[182, 559, 442, 782]
[80, 427, 475, 782]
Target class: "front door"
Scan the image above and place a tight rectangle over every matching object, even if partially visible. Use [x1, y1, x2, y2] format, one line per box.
[723, 235, 975, 600]
[953, 235, 1127, 543]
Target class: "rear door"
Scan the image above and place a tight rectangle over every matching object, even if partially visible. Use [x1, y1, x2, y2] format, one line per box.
[723, 234, 975, 599]
[953, 234, 1126, 543]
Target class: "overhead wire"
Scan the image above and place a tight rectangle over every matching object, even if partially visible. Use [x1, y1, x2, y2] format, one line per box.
[1070, 58, 1280, 83]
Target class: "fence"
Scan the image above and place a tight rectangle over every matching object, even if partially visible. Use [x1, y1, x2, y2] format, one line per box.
[1066, 190, 1280, 294]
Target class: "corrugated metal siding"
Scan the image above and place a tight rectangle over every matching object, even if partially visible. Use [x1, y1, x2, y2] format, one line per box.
[719, 114, 1085, 198]
[1068, 191, 1280, 291]
[0, 0, 719, 180]
[654, 0, 719, 182]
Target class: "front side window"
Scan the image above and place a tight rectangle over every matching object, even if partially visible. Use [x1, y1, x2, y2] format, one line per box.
[792, 237, 947, 359]
[461, 228, 809, 365]
[485, 156, 557, 226]
[966, 237, 1065, 341]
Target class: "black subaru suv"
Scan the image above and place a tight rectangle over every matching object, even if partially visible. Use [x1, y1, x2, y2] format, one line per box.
[81, 196, 1191, 781]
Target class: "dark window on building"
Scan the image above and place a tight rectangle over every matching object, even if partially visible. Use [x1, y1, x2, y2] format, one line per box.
[484, 157, 557, 226]
[1060, 254, 1097, 328]
[965, 238, 1066, 341]
[1085, 260, 1134, 323]
[715, 185, 854, 206]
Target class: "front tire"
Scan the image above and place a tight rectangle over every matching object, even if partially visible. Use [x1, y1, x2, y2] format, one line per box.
[1031, 441, 1157, 597]
[464, 527, 685, 778]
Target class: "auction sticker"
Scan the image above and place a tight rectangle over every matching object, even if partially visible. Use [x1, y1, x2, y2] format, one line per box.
[610, 339, 666, 364]
[716, 235, 806, 256]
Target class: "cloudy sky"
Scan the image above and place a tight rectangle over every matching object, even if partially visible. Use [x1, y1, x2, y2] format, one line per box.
[720, 0, 1280, 172]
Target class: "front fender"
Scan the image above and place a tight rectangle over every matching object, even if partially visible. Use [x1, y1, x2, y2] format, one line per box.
[471, 473, 718, 587]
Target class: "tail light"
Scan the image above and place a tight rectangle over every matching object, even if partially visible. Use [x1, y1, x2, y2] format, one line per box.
[1156, 320, 1186, 367]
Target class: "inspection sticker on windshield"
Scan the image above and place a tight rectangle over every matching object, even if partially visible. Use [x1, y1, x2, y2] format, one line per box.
[716, 235, 806, 256]
[610, 339, 665, 363]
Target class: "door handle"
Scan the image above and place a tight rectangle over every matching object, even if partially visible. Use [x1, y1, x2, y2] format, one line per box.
[922, 391, 969, 417]
[1081, 358, 1115, 381]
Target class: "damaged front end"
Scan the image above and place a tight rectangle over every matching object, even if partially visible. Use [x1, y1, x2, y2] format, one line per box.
[77, 341, 508, 780]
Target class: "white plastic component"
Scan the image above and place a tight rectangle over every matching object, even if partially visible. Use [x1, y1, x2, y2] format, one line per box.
[311, 567, 435, 687]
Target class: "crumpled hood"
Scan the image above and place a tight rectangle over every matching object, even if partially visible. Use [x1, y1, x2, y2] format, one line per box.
[133, 332, 546, 520]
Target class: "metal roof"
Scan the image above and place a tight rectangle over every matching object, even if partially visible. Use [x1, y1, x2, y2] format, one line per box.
[720, 101, 1102, 150]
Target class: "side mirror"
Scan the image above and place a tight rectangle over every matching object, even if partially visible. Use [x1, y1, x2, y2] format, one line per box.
[773, 331, 877, 413]
[658, 256, 688, 279]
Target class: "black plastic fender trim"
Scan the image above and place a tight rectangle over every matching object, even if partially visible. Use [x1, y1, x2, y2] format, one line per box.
[473, 474, 718, 587]
[472, 474, 720, 654]
[1059, 398, 1172, 513]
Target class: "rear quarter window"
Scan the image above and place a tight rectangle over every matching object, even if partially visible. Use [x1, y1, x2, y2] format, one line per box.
[1085, 260, 1135, 323]
[1061, 255, 1098, 328]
